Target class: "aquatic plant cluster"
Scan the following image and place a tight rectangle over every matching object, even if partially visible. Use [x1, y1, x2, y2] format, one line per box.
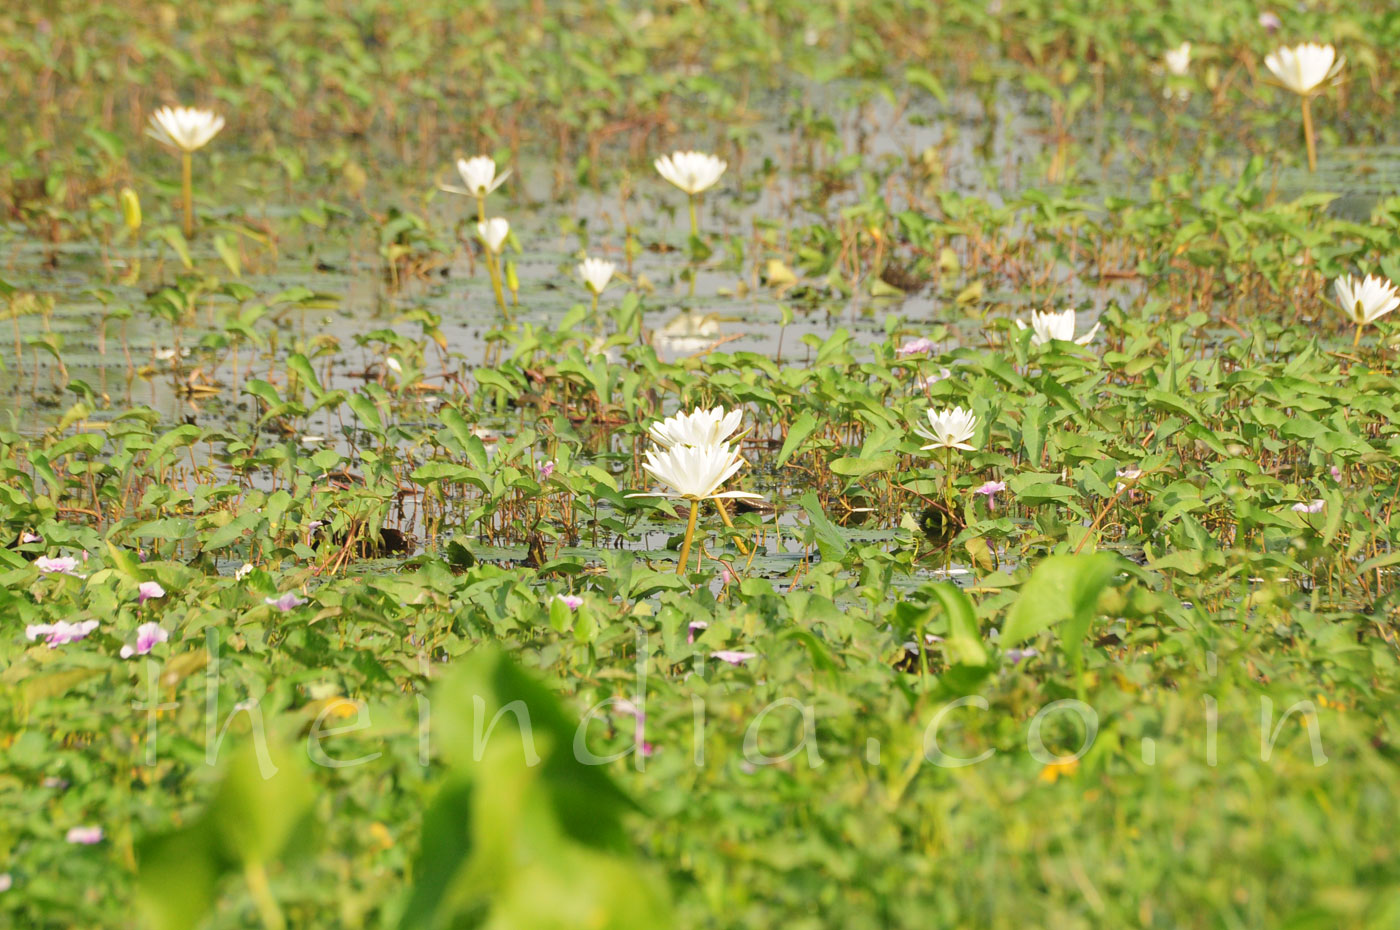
[3, 1, 1400, 928]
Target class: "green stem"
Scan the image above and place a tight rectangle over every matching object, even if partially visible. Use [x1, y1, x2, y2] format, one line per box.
[714, 499, 750, 555]
[1301, 96, 1317, 173]
[181, 152, 194, 239]
[243, 860, 286, 930]
[677, 500, 699, 576]
[943, 447, 956, 508]
[688, 194, 699, 240]
[1353, 323, 1363, 349]
[591, 291, 601, 333]
[487, 252, 509, 319]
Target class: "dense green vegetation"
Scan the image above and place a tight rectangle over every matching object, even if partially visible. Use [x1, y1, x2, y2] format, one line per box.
[2, 2, 1399, 928]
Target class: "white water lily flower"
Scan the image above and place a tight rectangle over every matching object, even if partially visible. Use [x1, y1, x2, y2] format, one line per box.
[915, 406, 978, 452]
[654, 151, 727, 195]
[146, 106, 225, 152]
[1016, 308, 1100, 346]
[1334, 274, 1400, 326]
[628, 443, 763, 502]
[1264, 43, 1343, 96]
[453, 156, 510, 197]
[649, 406, 744, 449]
[578, 257, 616, 295]
[477, 217, 510, 254]
[1164, 42, 1192, 77]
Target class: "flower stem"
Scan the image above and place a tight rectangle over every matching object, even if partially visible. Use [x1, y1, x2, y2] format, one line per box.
[943, 447, 956, 507]
[591, 291, 601, 333]
[1301, 96, 1317, 173]
[688, 195, 699, 240]
[181, 152, 194, 239]
[243, 860, 286, 930]
[487, 256, 509, 318]
[677, 500, 699, 576]
[1353, 323, 1363, 349]
[714, 500, 750, 555]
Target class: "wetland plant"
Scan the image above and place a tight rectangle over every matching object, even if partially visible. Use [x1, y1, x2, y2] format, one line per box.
[1017, 307, 1100, 346]
[476, 216, 511, 316]
[145, 105, 224, 238]
[630, 436, 761, 575]
[1333, 273, 1400, 347]
[654, 150, 727, 239]
[578, 256, 616, 322]
[1262, 42, 1343, 172]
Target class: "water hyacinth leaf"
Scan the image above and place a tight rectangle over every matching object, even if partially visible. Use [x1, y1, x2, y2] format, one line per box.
[402, 651, 667, 929]
[798, 492, 850, 562]
[136, 741, 313, 930]
[135, 824, 223, 930]
[347, 392, 383, 432]
[206, 742, 316, 866]
[1000, 553, 1122, 653]
[432, 649, 638, 843]
[924, 581, 987, 667]
[777, 411, 819, 467]
[828, 452, 898, 479]
[286, 353, 324, 398]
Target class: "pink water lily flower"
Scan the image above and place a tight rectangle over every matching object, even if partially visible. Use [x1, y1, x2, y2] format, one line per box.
[65, 826, 103, 845]
[974, 480, 1007, 507]
[35, 555, 81, 575]
[265, 592, 307, 611]
[1292, 499, 1325, 514]
[613, 698, 654, 757]
[120, 622, 169, 659]
[711, 650, 757, 665]
[26, 620, 99, 648]
[555, 594, 583, 610]
[896, 337, 936, 358]
[137, 581, 166, 604]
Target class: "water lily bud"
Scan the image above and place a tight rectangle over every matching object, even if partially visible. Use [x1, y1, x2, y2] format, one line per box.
[505, 259, 519, 303]
[119, 187, 142, 233]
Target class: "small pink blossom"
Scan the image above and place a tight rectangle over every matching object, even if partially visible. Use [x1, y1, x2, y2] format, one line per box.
[1005, 647, 1039, 664]
[613, 698, 654, 757]
[1292, 499, 1325, 514]
[65, 826, 103, 845]
[35, 555, 81, 575]
[20, 531, 41, 544]
[914, 368, 952, 390]
[120, 622, 169, 658]
[1330, 465, 1343, 482]
[137, 581, 166, 604]
[26, 620, 99, 648]
[974, 480, 1006, 507]
[711, 650, 757, 665]
[555, 594, 583, 610]
[1258, 11, 1281, 33]
[896, 337, 936, 358]
[0, 873, 10, 892]
[265, 592, 306, 611]
[687, 620, 709, 644]
[538, 460, 555, 480]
